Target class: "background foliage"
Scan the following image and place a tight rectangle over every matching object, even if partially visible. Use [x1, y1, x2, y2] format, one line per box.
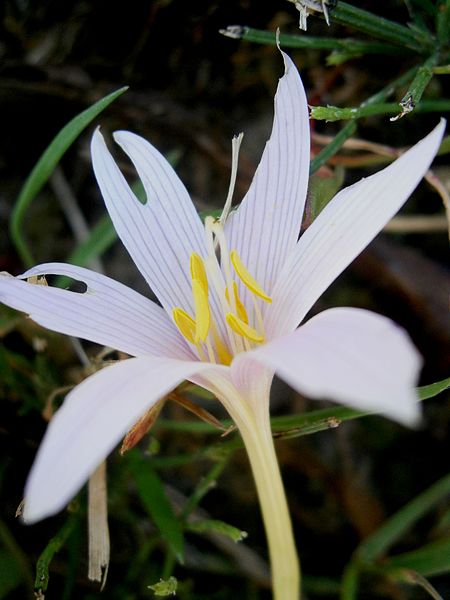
[0, 1, 449, 598]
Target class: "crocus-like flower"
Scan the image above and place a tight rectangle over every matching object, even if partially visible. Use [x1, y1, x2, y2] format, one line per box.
[0, 52, 444, 599]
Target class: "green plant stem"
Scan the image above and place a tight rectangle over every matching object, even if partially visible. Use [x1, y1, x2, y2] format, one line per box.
[311, 99, 450, 121]
[310, 121, 357, 174]
[398, 53, 440, 107]
[310, 65, 420, 173]
[329, 2, 433, 52]
[234, 27, 401, 55]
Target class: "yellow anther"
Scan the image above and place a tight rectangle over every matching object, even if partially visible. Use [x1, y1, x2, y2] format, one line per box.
[173, 308, 196, 344]
[192, 279, 210, 343]
[190, 252, 208, 295]
[225, 281, 249, 324]
[230, 250, 272, 303]
[226, 313, 264, 344]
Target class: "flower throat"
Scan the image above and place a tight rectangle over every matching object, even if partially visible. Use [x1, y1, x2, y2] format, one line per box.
[172, 216, 272, 365]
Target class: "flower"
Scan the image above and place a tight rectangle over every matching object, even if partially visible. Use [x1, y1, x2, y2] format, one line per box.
[0, 51, 444, 599]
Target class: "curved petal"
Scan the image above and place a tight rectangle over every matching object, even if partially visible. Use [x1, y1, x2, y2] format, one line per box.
[225, 52, 310, 306]
[0, 263, 192, 359]
[91, 129, 206, 315]
[266, 120, 446, 337]
[24, 356, 227, 523]
[235, 307, 422, 426]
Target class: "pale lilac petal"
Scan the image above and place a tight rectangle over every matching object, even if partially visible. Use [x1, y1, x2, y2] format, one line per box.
[225, 52, 310, 306]
[0, 263, 193, 359]
[91, 129, 206, 316]
[24, 356, 227, 522]
[267, 120, 446, 337]
[234, 307, 422, 426]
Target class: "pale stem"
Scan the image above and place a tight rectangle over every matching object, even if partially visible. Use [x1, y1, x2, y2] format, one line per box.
[226, 399, 300, 599]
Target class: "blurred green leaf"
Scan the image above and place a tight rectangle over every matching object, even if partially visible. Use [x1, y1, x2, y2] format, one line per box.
[10, 86, 128, 267]
[308, 167, 345, 221]
[186, 519, 247, 543]
[356, 473, 450, 564]
[66, 215, 116, 268]
[128, 452, 184, 562]
[383, 537, 450, 577]
[0, 549, 23, 599]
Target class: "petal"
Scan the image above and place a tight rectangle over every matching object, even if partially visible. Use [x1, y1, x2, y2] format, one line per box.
[267, 120, 446, 337]
[0, 263, 192, 359]
[91, 129, 206, 315]
[235, 308, 422, 426]
[225, 51, 310, 305]
[24, 356, 227, 522]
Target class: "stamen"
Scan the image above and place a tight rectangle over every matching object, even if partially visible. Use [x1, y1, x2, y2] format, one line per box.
[226, 313, 264, 344]
[230, 250, 272, 303]
[225, 281, 249, 324]
[173, 308, 196, 344]
[190, 253, 208, 295]
[192, 279, 210, 343]
[219, 132, 244, 225]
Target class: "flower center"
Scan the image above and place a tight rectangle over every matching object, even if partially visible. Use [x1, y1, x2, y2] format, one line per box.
[172, 218, 272, 365]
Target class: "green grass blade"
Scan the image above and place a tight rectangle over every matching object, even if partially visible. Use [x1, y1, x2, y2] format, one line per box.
[230, 27, 402, 56]
[384, 537, 450, 577]
[418, 376, 450, 400]
[10, 86, 128, 268]
[329, 2, 433, 52]
[128, 452, 184, 563]
[156, 378, 450, 436]
[356, 473, 450, 563]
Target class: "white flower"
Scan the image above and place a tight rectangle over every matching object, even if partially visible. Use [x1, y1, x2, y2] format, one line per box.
[0, 52, 444, 531]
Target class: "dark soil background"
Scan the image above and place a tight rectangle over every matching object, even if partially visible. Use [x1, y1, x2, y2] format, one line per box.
[0, 1, 449, 599]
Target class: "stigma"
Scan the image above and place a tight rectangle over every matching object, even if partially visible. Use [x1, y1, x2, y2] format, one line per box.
[172, 218, 272, 365]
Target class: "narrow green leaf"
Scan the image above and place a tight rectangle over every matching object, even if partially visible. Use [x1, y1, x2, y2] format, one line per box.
[418, 376, 450, 400]
[356, 473, 450, 563]
[35, 516, 77, 593]
[156, 378, 450, 437]
[227, 27, 402, 56]
[186, 519, 247, 543]
[128, 452, 184, 562]
[329, 2, 433, 52]
[181, 453, 231, 520]
[384, 537, 450, 577]
[10, 86, 128, 267]
[66, 215, 116, 267]
[340, 563, 360, 600]
[308, 167, 345, 221]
